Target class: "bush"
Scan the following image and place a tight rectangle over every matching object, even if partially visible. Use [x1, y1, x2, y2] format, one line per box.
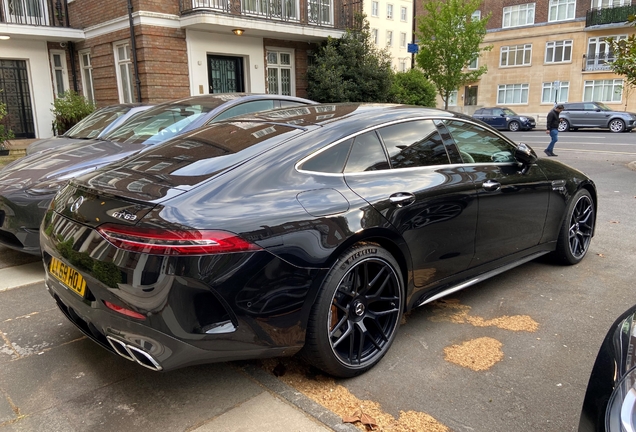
[390, 69, 437, 107]
[0, 92, 15, 147]
[51, 91, 95, 135]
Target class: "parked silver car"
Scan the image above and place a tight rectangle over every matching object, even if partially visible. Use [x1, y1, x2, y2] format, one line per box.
[558, 102, 636, 133]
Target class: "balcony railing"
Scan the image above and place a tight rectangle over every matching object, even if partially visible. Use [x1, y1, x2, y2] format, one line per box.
[180, 0, 362, 29]
[0, 0, 69, 26]
[584, 53, 616, 71]
[586, 4, 636, 27]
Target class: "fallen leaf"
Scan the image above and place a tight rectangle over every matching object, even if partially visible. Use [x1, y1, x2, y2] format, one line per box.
[343, 408, 378, 430]
[610, 220, 620, 224]
[597, 253, 605, 257]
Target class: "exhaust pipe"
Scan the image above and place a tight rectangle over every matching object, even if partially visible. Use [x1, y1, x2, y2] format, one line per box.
[106, 336, 163, 371]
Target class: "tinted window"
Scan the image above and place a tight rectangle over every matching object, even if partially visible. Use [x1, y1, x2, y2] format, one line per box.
[64, 106, 131, 139]
[300, 139, 352, 173]
[492, 109, 504, 116]
[378, 120, 450, 168]
[444, 120, 516, 163]
[583, 103, 599, 111]
[344, 132, 390, 172]
[474, 109, 485, 115]
[567, 103, 584, 111]
[212, 100, 276, 122]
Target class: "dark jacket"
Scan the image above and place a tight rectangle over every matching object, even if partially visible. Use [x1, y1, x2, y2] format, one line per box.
[546, 109, 560, 130]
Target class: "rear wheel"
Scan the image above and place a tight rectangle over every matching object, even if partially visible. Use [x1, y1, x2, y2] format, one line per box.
[609, 119, 625, 133]
[558, 119, 570, 132]
[301, 243, 404, 377]
[508, 121, 520, 132]
[552, 189, 595, 265]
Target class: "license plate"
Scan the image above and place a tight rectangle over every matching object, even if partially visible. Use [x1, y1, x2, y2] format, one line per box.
[49, 257, 87, 298]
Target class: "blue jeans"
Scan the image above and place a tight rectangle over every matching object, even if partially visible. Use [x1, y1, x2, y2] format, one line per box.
[547, 129, 558, 153]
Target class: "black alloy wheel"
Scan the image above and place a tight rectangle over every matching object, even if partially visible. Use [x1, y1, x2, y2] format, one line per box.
[302, 243, 404, 377]
[553, 189, 595, 265]
[508, 121, 520, 132]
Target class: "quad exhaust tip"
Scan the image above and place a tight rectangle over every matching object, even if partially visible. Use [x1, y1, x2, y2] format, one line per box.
[106, 336, 163, 371]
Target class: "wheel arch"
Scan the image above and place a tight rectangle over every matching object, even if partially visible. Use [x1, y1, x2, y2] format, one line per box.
[579, 181, 598, 237]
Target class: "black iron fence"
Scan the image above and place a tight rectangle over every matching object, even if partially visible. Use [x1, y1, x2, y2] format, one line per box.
[586, 4, 636, 27]
[0, 0, 68, 27]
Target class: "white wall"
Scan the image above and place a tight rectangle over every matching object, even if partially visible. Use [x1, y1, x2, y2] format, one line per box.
[0, 39, 55, 138]
[185, 29, 266, 96]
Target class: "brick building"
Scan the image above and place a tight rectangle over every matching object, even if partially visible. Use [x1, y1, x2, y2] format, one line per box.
[416, 0, 636, 119]
[0, 0, 361, 139]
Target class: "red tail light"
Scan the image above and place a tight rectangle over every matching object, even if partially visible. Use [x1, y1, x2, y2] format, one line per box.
[97, 224, 261, 256]
[103, 300, 147, 320]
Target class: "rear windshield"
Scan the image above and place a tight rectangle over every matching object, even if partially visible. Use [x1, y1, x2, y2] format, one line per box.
[64, 106, 132, 139]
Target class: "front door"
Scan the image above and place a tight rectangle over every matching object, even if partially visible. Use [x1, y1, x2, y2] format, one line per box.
[207, 55, 245, 93]
[0, 59, 35, 138]
[464, 86, 478, 106]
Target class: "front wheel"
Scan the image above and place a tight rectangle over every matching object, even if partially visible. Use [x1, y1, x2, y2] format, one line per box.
[609, 119, 625, 133]
[508, 121, 520, 132]
[301, 243, 404, 377]
[558, 119, 570, 132]
[552, 189, 595, 265]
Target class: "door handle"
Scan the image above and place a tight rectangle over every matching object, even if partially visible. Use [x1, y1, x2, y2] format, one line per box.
[389, 192, 416, 207]
[482, 180, 501, 192]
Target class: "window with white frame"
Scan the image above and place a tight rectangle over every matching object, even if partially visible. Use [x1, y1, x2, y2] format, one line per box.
[372, 1, 378, 16]
[114, 42, 135, 103]
[448, 90, 458, 106]
[500, 44, 532, 67]
[267, 49, 295, 96]
[583, 79, 623, 102]
[549, 0, 575, 22]
[587, 35, 626, 64]
[79, 50, 95, 104]
[50, 50, 67, 98]
[387, 4, 393, 19]
[542, 81, 569, 103]
[401, 6, 407, 21]
[545, 40, 572, 63]
[308, 0, 331, 25]
[372, 28, 379, 45]
[400, 32, 407, 48]
[592, 0, 630, 8]
[502, 3, 535, 28]
[471, 10, 481, 20]
[387, 30, 393, 47]
[497, 83, 529, 104]
[399, 58, 408, 72]
[468, 55, 478, 69]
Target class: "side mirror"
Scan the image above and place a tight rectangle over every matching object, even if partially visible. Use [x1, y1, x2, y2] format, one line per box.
[515, 143, 537, 175]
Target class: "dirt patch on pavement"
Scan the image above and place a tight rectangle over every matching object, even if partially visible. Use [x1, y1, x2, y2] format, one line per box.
[428, 299, 539, 332]
[444, 337, 504, 371]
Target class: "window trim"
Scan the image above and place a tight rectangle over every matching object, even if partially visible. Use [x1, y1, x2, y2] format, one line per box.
[387, 3, 393, 19]
[50, 49, 68, 98]
[386, 30, 393, 47]
[545, 40, 573, 63]
[371, 1, 379, 17]
[502, 3, 535, 28]
[497, 83, 530, 104]
[79, 49, 95, 104]
[542, 81, 569, 103]
[266, 47, 296, 96]
[583, 79, 623, 102]
[500, 44, 533, 67]
[400, 6, 407, 21]
[113, 41, 135, 103]
[548, 0, 576, 22]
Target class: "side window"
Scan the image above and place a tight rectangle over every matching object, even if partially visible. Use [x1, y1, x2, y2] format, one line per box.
[299, 139, 352, 173]
[444, 120, 516, 163]
[584, 103, 598, 111]
[279, 100, 308, 108]
[492, 109, 503, 116]
[569, 103, 583, 111]
[377, 120, 450, 168]
[211, 100, 276, 122]
[344, 132, 390, 172]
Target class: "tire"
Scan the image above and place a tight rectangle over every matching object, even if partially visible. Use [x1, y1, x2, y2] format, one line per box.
[552, 189, 595, 265]
[558, 119, 570, 132]
[609, 119, 625, 133]
[301, 243, 404, 377]
[508, 121, 520, 132]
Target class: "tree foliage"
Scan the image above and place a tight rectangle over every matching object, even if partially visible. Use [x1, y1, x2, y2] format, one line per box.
[415, 0, 492, 109]
[307, 15, 394, 103]
[391, 69, 437, 106]
[609, 16, 636, 89]
[51, 91, 95, 135]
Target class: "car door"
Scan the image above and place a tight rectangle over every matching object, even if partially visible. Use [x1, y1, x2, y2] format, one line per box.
[584, 103, 608, 127]
[566, 103, 585, 127]
[442, 119, 551, 266]
[491, 108, 507, 129]
[475, 108, 495, 128]
[343, 119, 478, 287]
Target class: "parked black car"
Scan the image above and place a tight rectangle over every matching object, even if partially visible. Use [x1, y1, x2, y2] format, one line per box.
[41, 103, 596, 377]
[579, 304, 636, 432]
[0, 94, 315, 254]
[472, 107, 536, 131]
[558, 102, 636, 133]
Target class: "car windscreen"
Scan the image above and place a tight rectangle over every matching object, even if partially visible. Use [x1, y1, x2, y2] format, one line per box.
[101, 101, 222, 145]
[64, 106, 132, 139]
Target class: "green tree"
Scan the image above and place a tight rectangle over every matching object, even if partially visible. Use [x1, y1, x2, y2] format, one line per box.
[415, 0, 492, 109]
[391, 69, 437, 106]
[51, 91, 95, 135]
[608, 17, 636, 106]
[307, 15, 394, 103]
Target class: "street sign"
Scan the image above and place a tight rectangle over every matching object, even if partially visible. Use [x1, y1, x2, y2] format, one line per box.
[553, 80, 560, 88]
[407, 43, 419, 54]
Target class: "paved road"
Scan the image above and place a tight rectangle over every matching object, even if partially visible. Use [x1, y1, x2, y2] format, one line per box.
[1, 130, 634, 431]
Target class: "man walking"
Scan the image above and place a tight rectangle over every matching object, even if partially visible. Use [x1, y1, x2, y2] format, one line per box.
[545, 104, 564, 157]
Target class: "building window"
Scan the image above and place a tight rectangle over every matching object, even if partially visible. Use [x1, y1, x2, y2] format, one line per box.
[114, 42, 135, 103]
[472, 10, 481, 20]
[549, 0, 575, 22]
[448, 90, 458, 106]
[372, 28, 379, 45]
[308, 0, 332, 25]
[267, 49, 294, 96]
[372, 1, 378, 17]
[468, 55, 478, 69]
[400, 32, 407, 48]
[387, 30, 393, 47]
[545, 40, 572, 63]
[50, 50, 67, 98]
[542, 81, 569, 103]
[592, 0, 629, 8]
[586, 35, 626, 70]
[500, 44, 532, 67]
[497, 83, 529, 104]
[399, 58, 408, 72]
[583, 79, 623, 102]
[502, 3, 535, 28]
[79, 50, 95, 104]
[387, 4, 393, 19]
[401, 6, 407, 21]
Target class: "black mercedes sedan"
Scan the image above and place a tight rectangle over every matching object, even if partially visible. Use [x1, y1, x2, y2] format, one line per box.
[0, 94, 314, 254]
[579, 304, 636, 432]
[40, 103, 597, 377]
